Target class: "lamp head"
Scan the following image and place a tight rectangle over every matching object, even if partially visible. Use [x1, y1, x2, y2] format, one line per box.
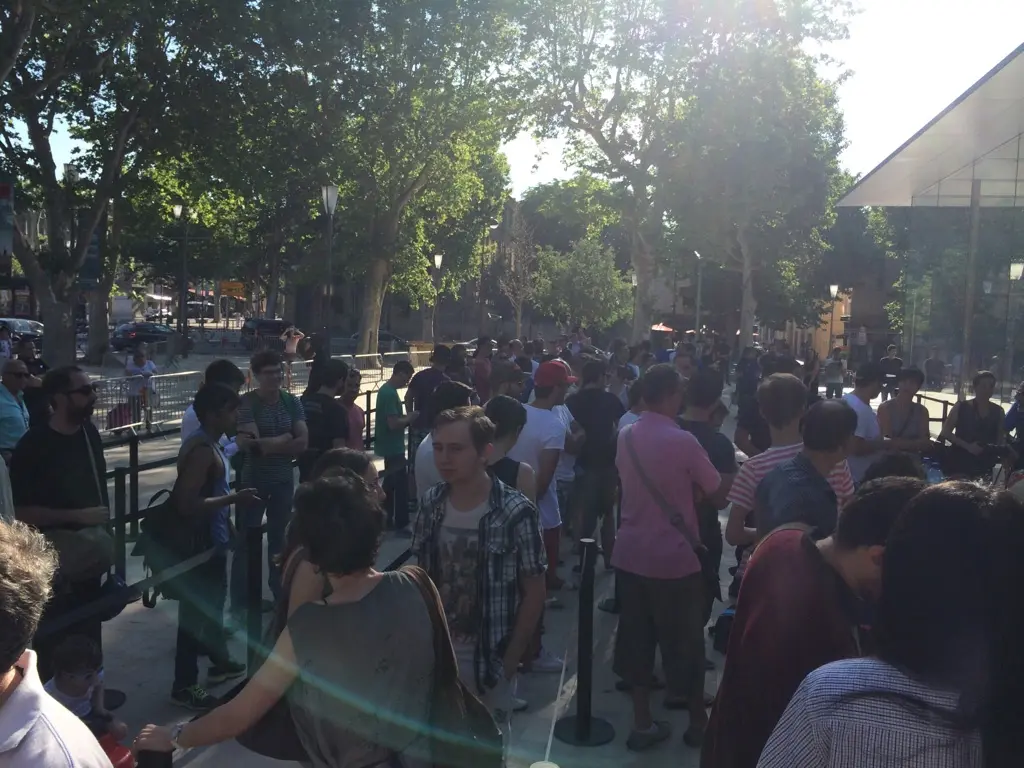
[433, 253, 443, 270]
[172, 204, 184, 220]
[1011, 263, 1024, 281]
[322, 184, 339, 216]
[829, 283, 839, 299]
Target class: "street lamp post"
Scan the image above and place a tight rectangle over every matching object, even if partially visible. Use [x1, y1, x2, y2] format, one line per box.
[694, 251, 703, 333]
[829, 283, 839, 351]
[1004, 262, 1024, 401]
[432, 253, 443, 340]
[173, 204, 189, 336]
[321, 184, 339, 353]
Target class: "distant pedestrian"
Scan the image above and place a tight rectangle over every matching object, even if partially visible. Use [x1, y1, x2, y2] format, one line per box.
[375, 360, 417, 534]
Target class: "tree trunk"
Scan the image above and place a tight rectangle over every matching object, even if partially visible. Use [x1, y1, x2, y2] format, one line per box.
[630, 241, 654, 344]
[85, 292, 110, 365]
[420, 302, 433, 341]
[266, 247, 280, 318]
[737, 226, 757, 351]
[213, 279, 222, 323]
[514, 304, 522, 339]
[358, 256, 390, 355]
[39, 295, 76, 367]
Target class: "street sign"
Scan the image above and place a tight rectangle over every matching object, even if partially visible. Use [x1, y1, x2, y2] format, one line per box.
[220, 280, 245, 298]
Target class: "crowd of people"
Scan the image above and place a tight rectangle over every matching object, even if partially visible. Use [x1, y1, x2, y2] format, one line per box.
[0, 330, 1023, 768]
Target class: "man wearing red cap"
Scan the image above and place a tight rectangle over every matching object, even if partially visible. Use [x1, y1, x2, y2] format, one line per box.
[507, 360, 574, 672]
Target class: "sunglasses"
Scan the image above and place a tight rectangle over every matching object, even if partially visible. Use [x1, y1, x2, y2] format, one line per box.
[64, 384, 98, 397]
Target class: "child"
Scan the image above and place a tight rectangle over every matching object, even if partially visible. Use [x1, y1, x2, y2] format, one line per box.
[44, 635, 128, 741]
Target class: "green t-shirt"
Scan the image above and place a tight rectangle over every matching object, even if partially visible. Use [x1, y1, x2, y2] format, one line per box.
[374, 383, 406, 458]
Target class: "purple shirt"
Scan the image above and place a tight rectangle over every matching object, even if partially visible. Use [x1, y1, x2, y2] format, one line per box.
[612, 411, 721, 579]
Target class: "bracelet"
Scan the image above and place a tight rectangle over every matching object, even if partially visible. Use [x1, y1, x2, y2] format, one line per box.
[170, 722, 186, 750]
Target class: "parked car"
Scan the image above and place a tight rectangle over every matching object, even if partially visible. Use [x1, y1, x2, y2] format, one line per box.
[241, 317, 293, 350]
[0, 318, 43, 352]
[110, 322, 190, 353]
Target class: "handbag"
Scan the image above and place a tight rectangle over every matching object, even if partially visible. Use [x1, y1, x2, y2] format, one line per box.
[401, 564, 503, 768]
[233, 548, 311, 762]
[46, 429, 114, 582]
[623, 428, 718, 595]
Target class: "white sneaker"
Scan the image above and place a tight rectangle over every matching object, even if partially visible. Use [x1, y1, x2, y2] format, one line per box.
[513, 696, 528, 712]
[529, 648, 564, 674]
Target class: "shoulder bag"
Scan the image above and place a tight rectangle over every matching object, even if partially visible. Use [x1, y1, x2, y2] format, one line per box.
[401, 564, 503, 768]
[234, 547, 312, 762]
[45, 428, 114, 582]
[623, 428, 719, 595]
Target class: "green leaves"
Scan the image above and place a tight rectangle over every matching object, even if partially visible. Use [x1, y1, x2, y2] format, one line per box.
[534, 238, 632, 330]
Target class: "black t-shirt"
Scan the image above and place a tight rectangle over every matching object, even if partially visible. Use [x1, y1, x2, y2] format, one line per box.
[488, 457, 521, 489]
[565, 388, 626, 469]
[737, 397, 772, 453]
[299, 392, 350, 454]
[19, 356, 50, 428]
[679, 419, 738, 476]
[11, 423, 108, 527]
[879, 356, 903, 381]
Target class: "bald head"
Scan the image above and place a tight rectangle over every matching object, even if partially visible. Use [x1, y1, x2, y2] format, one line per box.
[2, 359, 28, 393]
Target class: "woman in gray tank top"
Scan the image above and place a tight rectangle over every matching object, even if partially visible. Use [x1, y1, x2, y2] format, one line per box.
[133, 472, 436, 768]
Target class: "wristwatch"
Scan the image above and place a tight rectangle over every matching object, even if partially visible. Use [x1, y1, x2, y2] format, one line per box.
[170, 722, 186, 750]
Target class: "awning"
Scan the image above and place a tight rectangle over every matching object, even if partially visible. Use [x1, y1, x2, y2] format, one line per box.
[146, 294, 173, 301]
[650, 323, 674, 332]
[839, 43, 1024, 208]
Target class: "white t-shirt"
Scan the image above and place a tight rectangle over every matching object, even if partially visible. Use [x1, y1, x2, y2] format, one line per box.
[0, 651, 112, 767]
[507, 404, 565, 529]
[415, 434, 442, 499]
[843, 391, 881, 483]
[125, 359, 157, 395]
[438, 497, 489, 647]
[618, 410, 641, 429]
[552, 405, 577, 483]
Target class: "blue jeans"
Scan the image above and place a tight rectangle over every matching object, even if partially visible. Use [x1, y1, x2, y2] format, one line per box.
[230, 476, 294, 612]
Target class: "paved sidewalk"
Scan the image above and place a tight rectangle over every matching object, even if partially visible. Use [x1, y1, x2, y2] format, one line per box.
[97, 416, 738, 768]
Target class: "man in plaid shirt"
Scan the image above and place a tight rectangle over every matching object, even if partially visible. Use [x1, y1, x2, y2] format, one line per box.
[410, 406, 547, 738]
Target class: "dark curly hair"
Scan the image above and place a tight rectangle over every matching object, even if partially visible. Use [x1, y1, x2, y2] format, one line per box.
[292, 472, 384, 576]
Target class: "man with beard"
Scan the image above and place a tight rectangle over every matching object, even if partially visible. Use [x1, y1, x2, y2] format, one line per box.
[10, 366, 109, 681]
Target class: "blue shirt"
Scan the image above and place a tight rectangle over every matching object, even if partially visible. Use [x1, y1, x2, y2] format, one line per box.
[0, 386, 29, 451]
[755, 452, 838, 539]
[179, 430, 232, 549]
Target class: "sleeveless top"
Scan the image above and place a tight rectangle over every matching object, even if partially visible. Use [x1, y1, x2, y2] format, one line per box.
[488, 456, 520, 489]
[178, 429, 231, 548]
[886, 401, 929, 441]
[287, 570, 434, 767]
[954, 399, 1001, 446]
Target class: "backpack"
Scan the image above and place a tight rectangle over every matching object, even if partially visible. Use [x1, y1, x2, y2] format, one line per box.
[132, 434, 218, 607]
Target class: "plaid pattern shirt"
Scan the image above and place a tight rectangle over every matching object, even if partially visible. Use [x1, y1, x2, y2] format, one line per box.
[410, 475, 547, 694]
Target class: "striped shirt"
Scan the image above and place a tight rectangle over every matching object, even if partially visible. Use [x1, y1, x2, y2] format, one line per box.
[727, 442, 854, 511]
[758, 657, 982, 768]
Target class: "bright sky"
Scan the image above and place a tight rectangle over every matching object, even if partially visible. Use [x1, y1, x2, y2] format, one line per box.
[504, 0, 1024, 196]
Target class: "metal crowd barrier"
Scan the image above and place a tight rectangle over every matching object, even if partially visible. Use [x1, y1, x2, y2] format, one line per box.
[94, 372, 203, 435]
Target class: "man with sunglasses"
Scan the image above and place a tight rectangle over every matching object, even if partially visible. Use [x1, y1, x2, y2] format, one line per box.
[10, 366, 109, 681]
[0, 359, 31, 462]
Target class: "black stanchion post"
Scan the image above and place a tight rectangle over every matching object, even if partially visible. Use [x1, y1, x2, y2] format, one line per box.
[128, 432, 140, 541]
[135, 750, 173, 768]
[364, 390, 372, 449]
[553, 538, 615, 747]
[245, 523, 263, 677]
[113, 467, 127, 581]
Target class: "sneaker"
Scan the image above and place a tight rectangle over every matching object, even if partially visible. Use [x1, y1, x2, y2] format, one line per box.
[208, 660, 247, 684]
[170, 685, 218, 711]
[513, 697, 528, 713]
[392, 528, 413, 539]
[529, 648, 564, 674]
[625, 720, 672, 752]
[545, 596, 564, 610]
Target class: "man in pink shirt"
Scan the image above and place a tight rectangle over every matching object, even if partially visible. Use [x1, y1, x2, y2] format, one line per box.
[613, 363, 721, 752]
[340, 368, 366, 450]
